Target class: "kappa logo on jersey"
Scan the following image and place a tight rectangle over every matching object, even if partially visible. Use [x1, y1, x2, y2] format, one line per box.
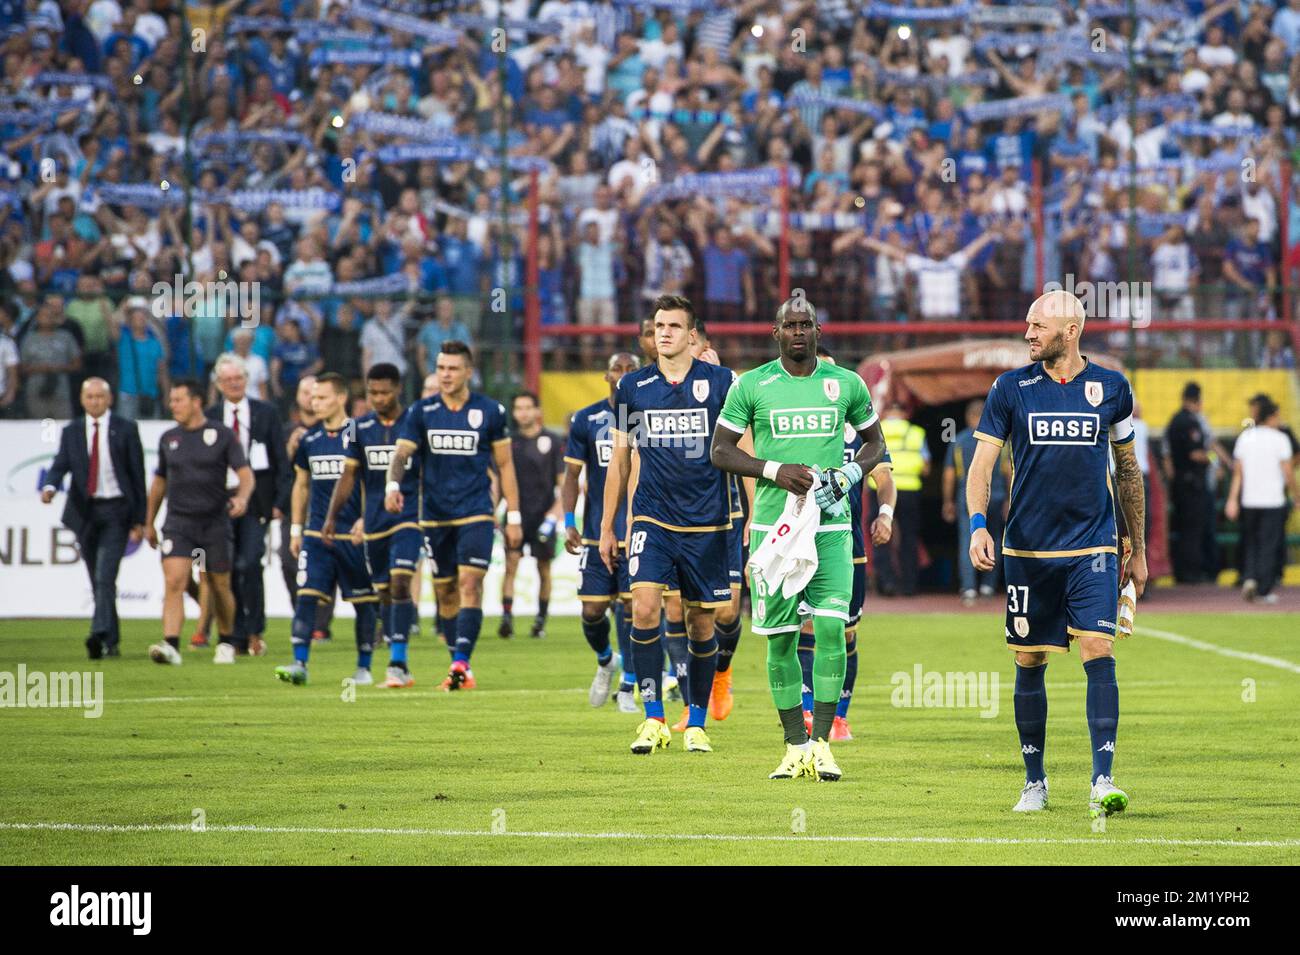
[636, 375, 660, 388]
[595, 438, 613, 466]
[364, 446, 412, 471]
[309, 455, 348, 479]
[758, 373, 781, 387]
[692, 379, 710, 402]
[770, 407, 839, 439]
[823, 379, 840, 402]
[425, 430, 480, 455]
[642, 408, 709, 439]
[1028, 412, 1100, 445]
[1018, 374, 1043, 387]
[1085, 381, 1104, 407]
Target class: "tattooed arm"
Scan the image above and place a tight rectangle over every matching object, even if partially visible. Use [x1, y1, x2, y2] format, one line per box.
[1113, 441, 1148, 597]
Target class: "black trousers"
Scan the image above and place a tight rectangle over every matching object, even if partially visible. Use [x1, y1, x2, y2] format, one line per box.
[1170, 475, 1210, 582]
[1241, 506, 1287, 596]
[229, 513, 268, 647]
[80, 497, 130, 648]
[876, 489, 922, 596]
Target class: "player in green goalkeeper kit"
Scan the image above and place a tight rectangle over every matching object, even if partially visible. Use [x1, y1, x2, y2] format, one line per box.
[711, 298, 887, 781]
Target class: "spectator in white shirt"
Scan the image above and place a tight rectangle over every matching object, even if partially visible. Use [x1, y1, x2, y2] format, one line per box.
[1198, 25, 1238, 68]
[1226, 397, 1296, 601]
[230, 329, 269, 401]
[861, 229, 997, 321]
[1151, 224, 1199, 323]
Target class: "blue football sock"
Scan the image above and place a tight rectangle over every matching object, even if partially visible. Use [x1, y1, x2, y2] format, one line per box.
[454, 607, 483, 664]
[390, 599, 414, 667]
[797, 630, 815, 712]
[440, 613, 459, 662]
[664, 624, 689, 706]
[291, 595, 316, 665]
[1084, 656, 1119, 782]
[836, 631, 858, 718]
[631, 625, 664, 720]
[687, 635, 718, 728]
[581, 613, 612, 663]
[713, 615, 741, 673]
[613, 602, 632, 679]
[1014, 663, 1048, 783]
[355, 602, 377, 669]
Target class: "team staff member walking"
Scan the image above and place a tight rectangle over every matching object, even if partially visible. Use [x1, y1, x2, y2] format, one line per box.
[144, 379, 254, 666]
[41, 377, 147, 659]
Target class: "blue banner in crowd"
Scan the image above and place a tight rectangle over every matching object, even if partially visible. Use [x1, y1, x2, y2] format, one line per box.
[863, 3, 970, 20]
[31, 72, 116, 93]
[194, 129, 313, 152]
[1168, 121, 1259, 140]
[1094, 93, 1198, 124]
[968, 6, 1063, 27]
[963, 93, 1070, 123]
[308, 48, 421, 67]
[787, 91, 886, 120]
[645, 167, 794, 204]
[89, 183, 341, 213]
[347, 4, 462, 45]
[329, 273, 412, 296]
[1088, 3, 1188, 21]
[609, 0, 717, 10]
[376, 142, 481, 163]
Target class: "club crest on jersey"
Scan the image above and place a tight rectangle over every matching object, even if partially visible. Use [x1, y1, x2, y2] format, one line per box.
[1014, 616, 1030, 638]
[692, 379, 710, 403]
[467, 408, 483, 429]
[537, 434, 552, 455]
[823, 379, 840, 402]
[1085, 381, 1104, 407]
[202, 428, 217, 446]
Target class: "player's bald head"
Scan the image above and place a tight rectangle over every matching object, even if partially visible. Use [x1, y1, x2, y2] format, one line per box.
[1028, 290, 1086, 333]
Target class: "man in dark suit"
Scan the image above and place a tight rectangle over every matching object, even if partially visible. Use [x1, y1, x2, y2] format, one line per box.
[206, 352, 290, 655]
[41, 377, 146, 658]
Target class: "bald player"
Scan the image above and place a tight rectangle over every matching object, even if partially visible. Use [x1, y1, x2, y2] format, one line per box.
[967, 290, 1147, 818]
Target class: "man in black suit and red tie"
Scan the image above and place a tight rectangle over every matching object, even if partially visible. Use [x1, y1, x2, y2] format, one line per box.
[205, 352, 290, 656]
[41, 377, 147, 658]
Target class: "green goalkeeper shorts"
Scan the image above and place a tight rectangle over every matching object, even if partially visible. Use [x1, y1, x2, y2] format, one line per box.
[747, 527, 854, 635]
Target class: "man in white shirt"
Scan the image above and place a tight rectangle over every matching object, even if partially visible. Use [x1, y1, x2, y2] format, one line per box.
[205, 353, 291, 655]
[860, 229, 998, 321]
[1227, 397, 1296, 602]
[41, 378, 147, 658]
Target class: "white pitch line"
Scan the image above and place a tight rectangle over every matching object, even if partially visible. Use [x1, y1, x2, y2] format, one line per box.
[0, 821, 1296, 849]
[1136, 626, 1300, 675]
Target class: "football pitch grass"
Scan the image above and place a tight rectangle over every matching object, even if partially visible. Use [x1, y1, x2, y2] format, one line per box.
[1, 612, 1297, 865]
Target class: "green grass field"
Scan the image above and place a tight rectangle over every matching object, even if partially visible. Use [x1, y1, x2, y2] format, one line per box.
[1, 612, 1297, 865]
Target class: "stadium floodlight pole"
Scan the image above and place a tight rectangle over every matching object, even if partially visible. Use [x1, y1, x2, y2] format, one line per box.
[525, 169, 541, 392]
[179, 3, 198, 377]
[1125, 0, 1138, 374]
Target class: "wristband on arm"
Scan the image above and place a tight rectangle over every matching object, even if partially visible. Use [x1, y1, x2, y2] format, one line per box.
[564, 512, 577, 530]
[761, 460, 781, 482]
[878, 503, 894, 520]
[970, 513, 987, 533]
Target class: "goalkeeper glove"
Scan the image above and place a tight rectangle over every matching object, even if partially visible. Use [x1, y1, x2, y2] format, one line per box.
[814, 461, 863, 513]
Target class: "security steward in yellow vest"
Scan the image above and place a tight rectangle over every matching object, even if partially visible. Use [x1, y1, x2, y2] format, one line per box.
[874, 403, 929, 596]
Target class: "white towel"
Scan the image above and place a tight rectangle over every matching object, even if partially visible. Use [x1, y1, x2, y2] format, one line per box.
[1116, 581, 1137, 639]
[748, 479, 822, 599]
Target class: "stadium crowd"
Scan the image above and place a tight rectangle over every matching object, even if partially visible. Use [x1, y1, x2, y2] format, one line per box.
[0, 0, 1299, 414]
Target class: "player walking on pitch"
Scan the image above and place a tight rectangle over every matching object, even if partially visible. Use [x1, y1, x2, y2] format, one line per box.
[600, 295, 736, 755]
[966, 290, 1147, 817]
[711, 299, 886, 781]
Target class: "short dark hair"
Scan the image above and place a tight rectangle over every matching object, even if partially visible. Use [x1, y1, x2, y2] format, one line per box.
[316, 371, 349, 395]
[1254, 397, 1280, 423]
[439, 340, 474, 365]
[651, 294, 696, 329]
[775, 296, 818, 327]
[170, 378, 204, 401]
[366, 363, 402, 386]
[511, 390, 539, 408]
[1182, 382, 1202, 402]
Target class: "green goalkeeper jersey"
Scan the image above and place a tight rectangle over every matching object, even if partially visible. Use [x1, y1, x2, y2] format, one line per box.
[717, 357, 877, 526]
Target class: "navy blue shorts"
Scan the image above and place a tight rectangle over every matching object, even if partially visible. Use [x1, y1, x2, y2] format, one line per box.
[364, 525, 423, 588]
[425, 519, 494, 579]
[726, 520, 744, 588]
[1003, 552, 1119, 653]
[628, 520, 732, 608]
[577, 543, 630, 602]
[848, 560, 867, 628]
[298, 535, 375, 603]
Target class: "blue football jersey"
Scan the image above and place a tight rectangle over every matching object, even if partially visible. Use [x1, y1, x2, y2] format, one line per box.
[397, 391, 508, 525]
[975, 360, 1135, 556]
[348, 410, 419, 537]
[613, 358, 735, 531]
[294, 422, 361, 534]
[844, 424, 892, 560]
[564, 398, 626, 544]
